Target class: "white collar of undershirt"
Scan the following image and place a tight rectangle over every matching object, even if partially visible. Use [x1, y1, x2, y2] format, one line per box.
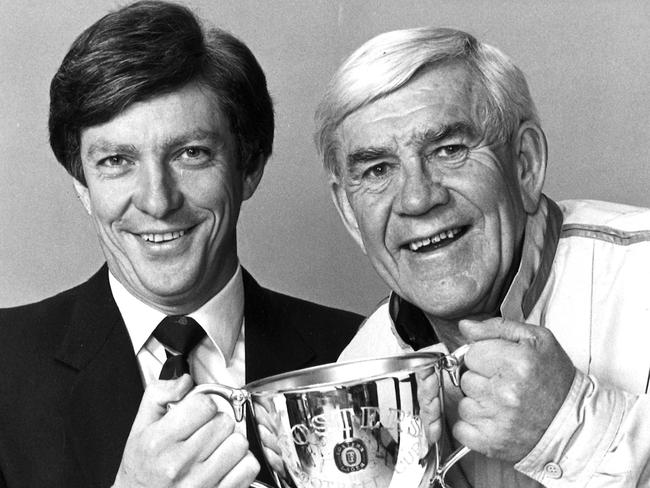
[109, 266, 245, 363]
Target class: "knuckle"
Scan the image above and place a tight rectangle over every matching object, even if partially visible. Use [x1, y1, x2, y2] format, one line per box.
[535, 327, 552, 342]
[494, 317, 508, 327]
[214, 412, 236, 434]
[194, 394, 221, 416]
[513, 360, 534, 379]
[143, 433, 164, 454]
[496, 386, 521, 408]
[245, 451, 261, 471]
[161, 461, 182, 482]
[230, 432, 250, 452]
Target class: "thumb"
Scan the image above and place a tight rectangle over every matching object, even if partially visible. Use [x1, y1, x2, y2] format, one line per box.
[131, 374, 194, 432]
[459, 318, 537, 345]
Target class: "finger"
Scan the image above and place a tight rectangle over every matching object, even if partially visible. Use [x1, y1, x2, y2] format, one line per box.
[416, 367, 440, 404]
[258, 423, 280, 454]
[131, 375, 194, 432]
[212, 451, 260, 488]
[200, 433, 252, 486]
[160, 391, 222, 442]
[258, 424, 284, 474]
[463, 339, 521, 377]
[252, 401, 278, 435]
[415, 363, 438, 381]
[457, 396, 495, 422]
[452, 418, 487, 454]
[419, 396, 442, 444]
[459, 370, 490, 398]
[185, 411, 236, 462]
[460, 318, 538, 345]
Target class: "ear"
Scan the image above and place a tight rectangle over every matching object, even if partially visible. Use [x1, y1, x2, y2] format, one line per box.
[513, 121, 547, 214]
[72, 178, 92, 215]
[330, 178, 367, 254]
[242, 155, 266, 201]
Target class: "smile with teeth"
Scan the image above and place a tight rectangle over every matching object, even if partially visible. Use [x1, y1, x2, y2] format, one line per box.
[140, 230, 186, 243]
[408, 228, 463, 252]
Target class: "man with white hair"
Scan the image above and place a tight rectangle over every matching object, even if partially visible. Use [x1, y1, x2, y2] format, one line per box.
[316, 27, 650, 487]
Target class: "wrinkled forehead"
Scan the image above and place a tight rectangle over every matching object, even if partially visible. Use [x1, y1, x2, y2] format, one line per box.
[332, 63, 487, 163]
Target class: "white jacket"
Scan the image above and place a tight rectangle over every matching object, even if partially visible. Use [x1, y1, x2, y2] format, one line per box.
[340, 197, 650, 487]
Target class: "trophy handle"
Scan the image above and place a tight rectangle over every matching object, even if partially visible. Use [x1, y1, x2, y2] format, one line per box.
[169, 383, 251, 422]
[431, 344, 471, 487]
[441, 344, 470, 387]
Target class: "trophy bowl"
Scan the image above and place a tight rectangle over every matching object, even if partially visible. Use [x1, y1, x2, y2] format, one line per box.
[185, 349, 469, 488]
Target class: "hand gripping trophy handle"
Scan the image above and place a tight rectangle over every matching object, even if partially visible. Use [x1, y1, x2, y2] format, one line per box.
[420, 344, 471, 488]
[169, 383, 274, 488]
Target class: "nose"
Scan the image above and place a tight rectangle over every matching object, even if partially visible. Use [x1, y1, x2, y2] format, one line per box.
[395, 164, 449, 216]
[133, 162, 183, 218]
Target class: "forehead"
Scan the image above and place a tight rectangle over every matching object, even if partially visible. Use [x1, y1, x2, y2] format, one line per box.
[335, 63, 482, 156]
[80, 83, 230, 151]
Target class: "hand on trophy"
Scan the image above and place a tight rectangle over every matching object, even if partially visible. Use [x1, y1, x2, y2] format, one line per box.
[453, 318, 576, 462]
[416, 365, 443, 446]
[112, 375, 260, 488]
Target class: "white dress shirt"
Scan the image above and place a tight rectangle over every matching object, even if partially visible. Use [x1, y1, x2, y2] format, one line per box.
[109, 266, 247, 431]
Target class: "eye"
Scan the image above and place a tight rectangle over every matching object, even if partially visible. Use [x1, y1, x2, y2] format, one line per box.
[98, 155, 130, 168]
[433, 144, 468, 160]
[177, 146, 211, 165]
[183, 147, 205, 158]
[363, 162, 391, 179]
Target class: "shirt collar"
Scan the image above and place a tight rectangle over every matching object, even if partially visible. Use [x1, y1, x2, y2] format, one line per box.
[109, 265, 245, 362]
[389, 195, 563, 345]
[500, 196, 563, 321]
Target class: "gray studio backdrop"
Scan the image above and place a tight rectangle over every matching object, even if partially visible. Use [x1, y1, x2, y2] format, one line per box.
[1, 0, 648, 314]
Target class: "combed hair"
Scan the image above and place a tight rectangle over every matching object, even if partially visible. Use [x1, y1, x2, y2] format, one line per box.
[49, 0, 274, 184]
[315, 27, 539, 176]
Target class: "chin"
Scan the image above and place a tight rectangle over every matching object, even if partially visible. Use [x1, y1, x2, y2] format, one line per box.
[135, 271, 200, 299]
[409, 285, 485, 318]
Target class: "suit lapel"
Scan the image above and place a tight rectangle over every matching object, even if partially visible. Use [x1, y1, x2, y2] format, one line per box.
[242, 269, 320, 485]
[56, 266, 143, 488]
[242, 268, 316, 383]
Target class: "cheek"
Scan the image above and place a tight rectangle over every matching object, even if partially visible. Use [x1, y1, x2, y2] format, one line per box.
[188, 168, 242, 210]
[87, 187, 128, 224]
[353, 196, 392, 246]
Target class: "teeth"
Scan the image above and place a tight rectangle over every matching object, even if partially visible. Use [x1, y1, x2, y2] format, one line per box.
[408, 228, 461, 251]
[141, 230, 186, 243]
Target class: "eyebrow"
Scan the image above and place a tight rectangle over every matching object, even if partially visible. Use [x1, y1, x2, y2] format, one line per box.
[161, 129, 224, 148]
[84, 141, 138, 158]
[346, 145, 396, 168]
[346, 121, 478, 169]
[84, 129, 224, 158]
[408, 121, 478, 147]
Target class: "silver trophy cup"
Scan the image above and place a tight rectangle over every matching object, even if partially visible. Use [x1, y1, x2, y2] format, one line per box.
[183, 348, 469, 488]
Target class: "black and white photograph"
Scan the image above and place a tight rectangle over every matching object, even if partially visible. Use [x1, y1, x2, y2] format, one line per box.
[0, 1, 648, 487]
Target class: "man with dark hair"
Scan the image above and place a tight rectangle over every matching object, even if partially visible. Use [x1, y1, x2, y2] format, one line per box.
[0, 2, 360, 487]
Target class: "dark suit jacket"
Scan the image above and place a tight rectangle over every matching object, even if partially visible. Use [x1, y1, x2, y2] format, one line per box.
[0, 265, 361, 487]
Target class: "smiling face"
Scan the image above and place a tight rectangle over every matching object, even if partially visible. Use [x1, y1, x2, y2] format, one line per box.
[332, 63, 543, 320]
[74, 83, 263, 313]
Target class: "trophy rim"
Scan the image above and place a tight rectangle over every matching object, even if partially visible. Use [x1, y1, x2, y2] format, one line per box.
[246, 351, 444, 396]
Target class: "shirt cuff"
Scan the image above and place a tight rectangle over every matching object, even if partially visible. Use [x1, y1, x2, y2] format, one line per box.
[514, 369, 625, 486]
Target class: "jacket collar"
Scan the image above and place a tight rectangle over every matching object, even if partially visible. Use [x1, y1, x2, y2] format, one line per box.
[242, 268, 316, 383]
[500, 196, 563, 320]
[55, 265, 144, 488]
[390, 196, 564, 346]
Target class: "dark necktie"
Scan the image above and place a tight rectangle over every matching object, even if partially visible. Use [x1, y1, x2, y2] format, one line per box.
[152, 315, 206, 380]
